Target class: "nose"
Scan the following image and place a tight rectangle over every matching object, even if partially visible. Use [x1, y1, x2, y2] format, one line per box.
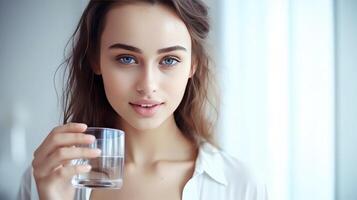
[136, 64, 158, 95]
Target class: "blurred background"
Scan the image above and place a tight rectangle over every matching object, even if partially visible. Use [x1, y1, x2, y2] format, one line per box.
[0, 0, 356, 199]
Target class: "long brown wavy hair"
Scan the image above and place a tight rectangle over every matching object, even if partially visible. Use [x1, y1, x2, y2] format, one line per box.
[60, 0, 219, 147]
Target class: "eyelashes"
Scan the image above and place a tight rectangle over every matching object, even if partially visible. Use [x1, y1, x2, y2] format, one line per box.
[116, 54, 137, 65]
[114, 54, 181, 67]
[160, 56, 180, 66]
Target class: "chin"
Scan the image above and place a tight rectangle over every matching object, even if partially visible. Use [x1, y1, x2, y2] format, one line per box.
[126, 118, 165, 132]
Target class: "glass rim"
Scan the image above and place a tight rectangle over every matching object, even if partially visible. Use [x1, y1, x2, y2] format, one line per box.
[85, 127, 125, 135]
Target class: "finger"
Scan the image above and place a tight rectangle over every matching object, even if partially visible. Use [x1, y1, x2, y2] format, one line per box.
[33, 133, 95, 164]
[33, 123, 87, 158]
[51, 122, 87, 134]
[50, 165, 92, 181]
[37, 147, 101, 178]
[62, 159, 73, 167]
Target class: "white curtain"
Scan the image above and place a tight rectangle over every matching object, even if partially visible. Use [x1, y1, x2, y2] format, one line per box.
[216, 0, 335, 199]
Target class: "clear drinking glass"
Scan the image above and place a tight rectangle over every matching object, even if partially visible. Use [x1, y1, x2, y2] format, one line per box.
[71, 127, 125, 189]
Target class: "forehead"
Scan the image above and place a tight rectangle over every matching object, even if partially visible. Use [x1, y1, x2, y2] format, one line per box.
[100, 3, 192, 51]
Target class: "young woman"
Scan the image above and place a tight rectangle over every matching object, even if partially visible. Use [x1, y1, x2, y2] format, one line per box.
[18, 0, 267, 199]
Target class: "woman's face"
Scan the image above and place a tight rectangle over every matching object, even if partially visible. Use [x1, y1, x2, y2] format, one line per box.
[98, 3, 193, 131]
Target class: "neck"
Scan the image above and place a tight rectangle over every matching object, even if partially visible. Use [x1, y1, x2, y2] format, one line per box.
[118, 115, 196, 166]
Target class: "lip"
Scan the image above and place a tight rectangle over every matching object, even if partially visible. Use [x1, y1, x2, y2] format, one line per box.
[129, 99, 164, 117]
[130, 99, 163, 105]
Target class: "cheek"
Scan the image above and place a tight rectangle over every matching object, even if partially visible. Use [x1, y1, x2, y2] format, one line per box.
[165, 74, 189, 104]
[101, 71, 131, 104]
[165, 64, 192, 99]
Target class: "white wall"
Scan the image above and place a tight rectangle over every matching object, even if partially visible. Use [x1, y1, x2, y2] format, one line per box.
[335, 0, 357, 199]
[0, 1, 87, 199]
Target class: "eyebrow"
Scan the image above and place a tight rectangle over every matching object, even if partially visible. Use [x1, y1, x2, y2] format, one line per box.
[108, 43, 187, 54]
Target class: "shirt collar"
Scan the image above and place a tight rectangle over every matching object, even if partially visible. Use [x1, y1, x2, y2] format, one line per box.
[194, 142, 228, 186]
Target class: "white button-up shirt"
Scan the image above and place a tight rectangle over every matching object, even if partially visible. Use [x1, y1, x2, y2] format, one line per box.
[18, 142, 267, 200]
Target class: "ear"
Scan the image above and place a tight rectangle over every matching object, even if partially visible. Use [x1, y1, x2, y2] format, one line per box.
[92, 64, 101, 75]
[189, 59, 197, 78]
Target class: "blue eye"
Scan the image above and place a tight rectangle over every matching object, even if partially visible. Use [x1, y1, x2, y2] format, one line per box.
[160, 57, 180, 66]
[116, 55, 137, 65]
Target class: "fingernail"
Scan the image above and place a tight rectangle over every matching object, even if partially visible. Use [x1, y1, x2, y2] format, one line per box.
[79, 123, 87, 129]
[93, 149, 101, 155]
[83, 165, 92, 171]
[86, 135, 96, 141]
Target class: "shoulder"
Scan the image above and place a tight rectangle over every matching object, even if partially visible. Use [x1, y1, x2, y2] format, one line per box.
[197, 142, 268, 199]
[221, 151, 267, 199]
[220, 150, 264, 185]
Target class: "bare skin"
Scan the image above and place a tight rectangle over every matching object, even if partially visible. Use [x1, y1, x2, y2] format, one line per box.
[90, 160, 196, 200]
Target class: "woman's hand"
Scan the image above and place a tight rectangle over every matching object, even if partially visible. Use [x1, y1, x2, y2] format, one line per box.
[32, 123, 101, 200]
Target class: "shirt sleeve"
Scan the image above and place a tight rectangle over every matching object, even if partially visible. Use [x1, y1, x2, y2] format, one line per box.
[238, 166, 269, 200]
[219, 151, 269, 200]
[17, 167, 30, 200]
[249, 181, 268, 200]
[17, 166, 92, 200]
[17, 166, 38, 200]
[260, 184, 268, 200]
